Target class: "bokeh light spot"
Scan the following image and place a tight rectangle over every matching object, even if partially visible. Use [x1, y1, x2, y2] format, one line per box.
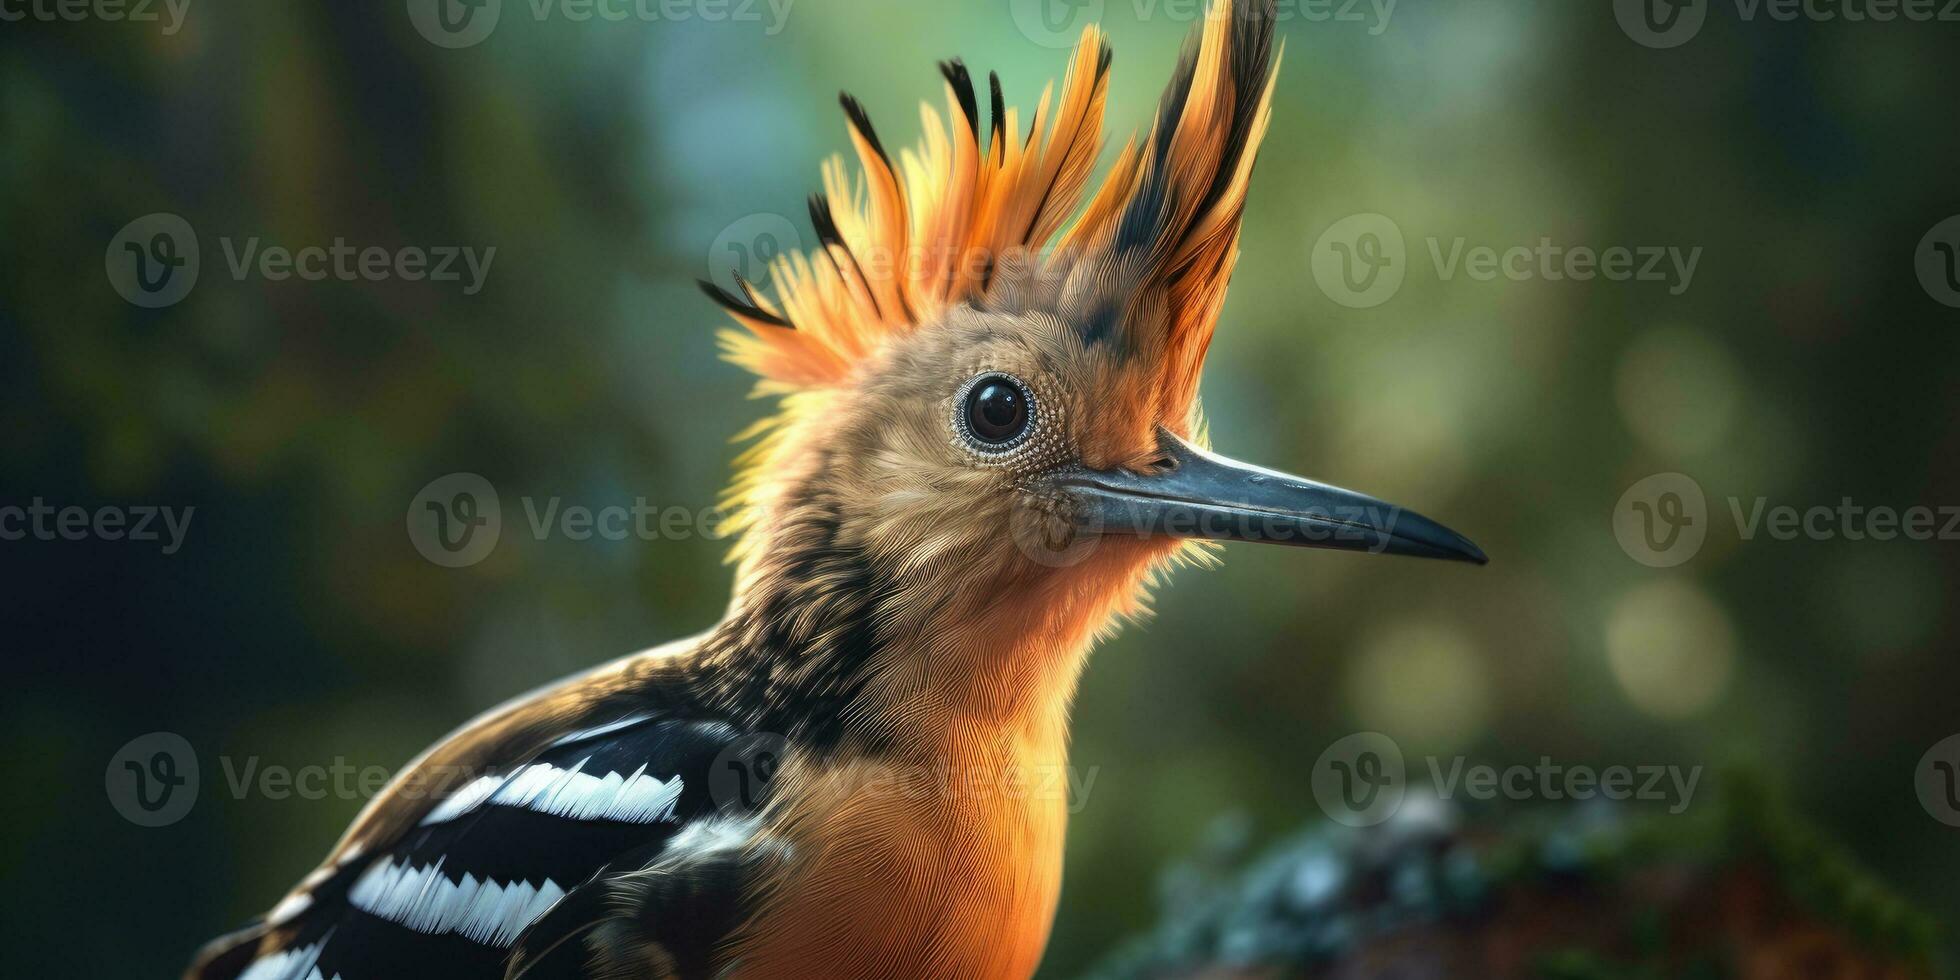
[1615, 326, 1742, 457]
[1605, 580, 1736, 719]
[1346, 622, 1489, 751]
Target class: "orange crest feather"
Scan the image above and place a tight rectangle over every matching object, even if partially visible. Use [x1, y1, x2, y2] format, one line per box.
[706, 0, 1281, 406]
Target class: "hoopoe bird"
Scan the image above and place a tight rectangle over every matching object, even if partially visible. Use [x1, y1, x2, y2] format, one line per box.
[189, 2, 1482, 977]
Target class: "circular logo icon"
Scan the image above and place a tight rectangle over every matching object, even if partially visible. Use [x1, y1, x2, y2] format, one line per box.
[106, 212, 200, 308]
[1312, 731, 1405, 827]
[707, 213, 804, 297]
[1009, 0, 1106, 49]
[1613, 472, 1707, 567]
[1009, 496, 1102, 568]
[1913, 214, 1960, 309]
[407, 0, 502, 49]
[1310, 213, 1406, 309]
[708, 732, 790, 815]
[106, 732, 199, 827]
[1916, 733, 1960, 828]
[1614, 0, 1706, 49]
[407, 472, 502, 567]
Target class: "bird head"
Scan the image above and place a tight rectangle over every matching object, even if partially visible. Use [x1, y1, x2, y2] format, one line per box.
[704, 0, 1482, 667]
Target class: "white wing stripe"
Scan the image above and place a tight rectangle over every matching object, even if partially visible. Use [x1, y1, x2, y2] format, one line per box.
[237, 939, 337, 980]
[419, 774, 500, 825]
[348, 858, 567, 948]
[548, 712, 657, 747]
[420, 758, 683, 826]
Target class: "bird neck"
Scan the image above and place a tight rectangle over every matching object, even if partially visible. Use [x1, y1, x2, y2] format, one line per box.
[698, 511, 1115, 764]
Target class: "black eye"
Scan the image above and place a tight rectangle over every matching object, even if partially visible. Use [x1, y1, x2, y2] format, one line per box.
[957, 373, 1035, 452]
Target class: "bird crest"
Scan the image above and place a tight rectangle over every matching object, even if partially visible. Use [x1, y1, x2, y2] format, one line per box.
[704, 0, 1281, 404]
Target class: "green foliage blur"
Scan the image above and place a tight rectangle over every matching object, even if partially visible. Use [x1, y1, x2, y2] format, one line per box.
[3, 1, 1957, 976]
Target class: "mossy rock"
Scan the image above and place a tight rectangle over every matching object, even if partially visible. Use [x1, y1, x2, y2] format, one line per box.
[1081, 770, 1936, 980]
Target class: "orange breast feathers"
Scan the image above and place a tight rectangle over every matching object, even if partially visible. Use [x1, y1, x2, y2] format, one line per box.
[731, 736, 1073, 980]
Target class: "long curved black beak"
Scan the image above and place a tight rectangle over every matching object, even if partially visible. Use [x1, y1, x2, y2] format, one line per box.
[1052, 428, 1487, 564]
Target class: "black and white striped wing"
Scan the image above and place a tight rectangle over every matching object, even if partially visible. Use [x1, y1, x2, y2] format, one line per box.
[228, 715, 748, 980]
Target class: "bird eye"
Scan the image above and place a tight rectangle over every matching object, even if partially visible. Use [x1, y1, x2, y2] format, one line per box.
[956, 372, 1035, 453]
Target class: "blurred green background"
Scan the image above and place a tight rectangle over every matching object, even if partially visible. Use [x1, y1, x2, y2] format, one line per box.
[3, 0, 1958, 976]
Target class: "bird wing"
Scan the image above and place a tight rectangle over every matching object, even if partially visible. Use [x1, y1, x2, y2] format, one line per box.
[502, 811, 777, 980]
[188, 646, 771, 980]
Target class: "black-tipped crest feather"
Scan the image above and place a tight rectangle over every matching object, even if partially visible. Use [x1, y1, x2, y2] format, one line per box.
[1114, 0, 1276, 264]
[988, 71, 1006, 162]
[699, 278, 791, 329]
[838, 92, 891, 169]
[940, 59, 979, 138]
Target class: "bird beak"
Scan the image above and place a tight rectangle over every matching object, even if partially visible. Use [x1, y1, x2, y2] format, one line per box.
[1051, 427, 1488, 564]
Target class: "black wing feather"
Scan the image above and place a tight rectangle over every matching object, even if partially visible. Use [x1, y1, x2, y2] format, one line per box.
[214, 715, 750, 980]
